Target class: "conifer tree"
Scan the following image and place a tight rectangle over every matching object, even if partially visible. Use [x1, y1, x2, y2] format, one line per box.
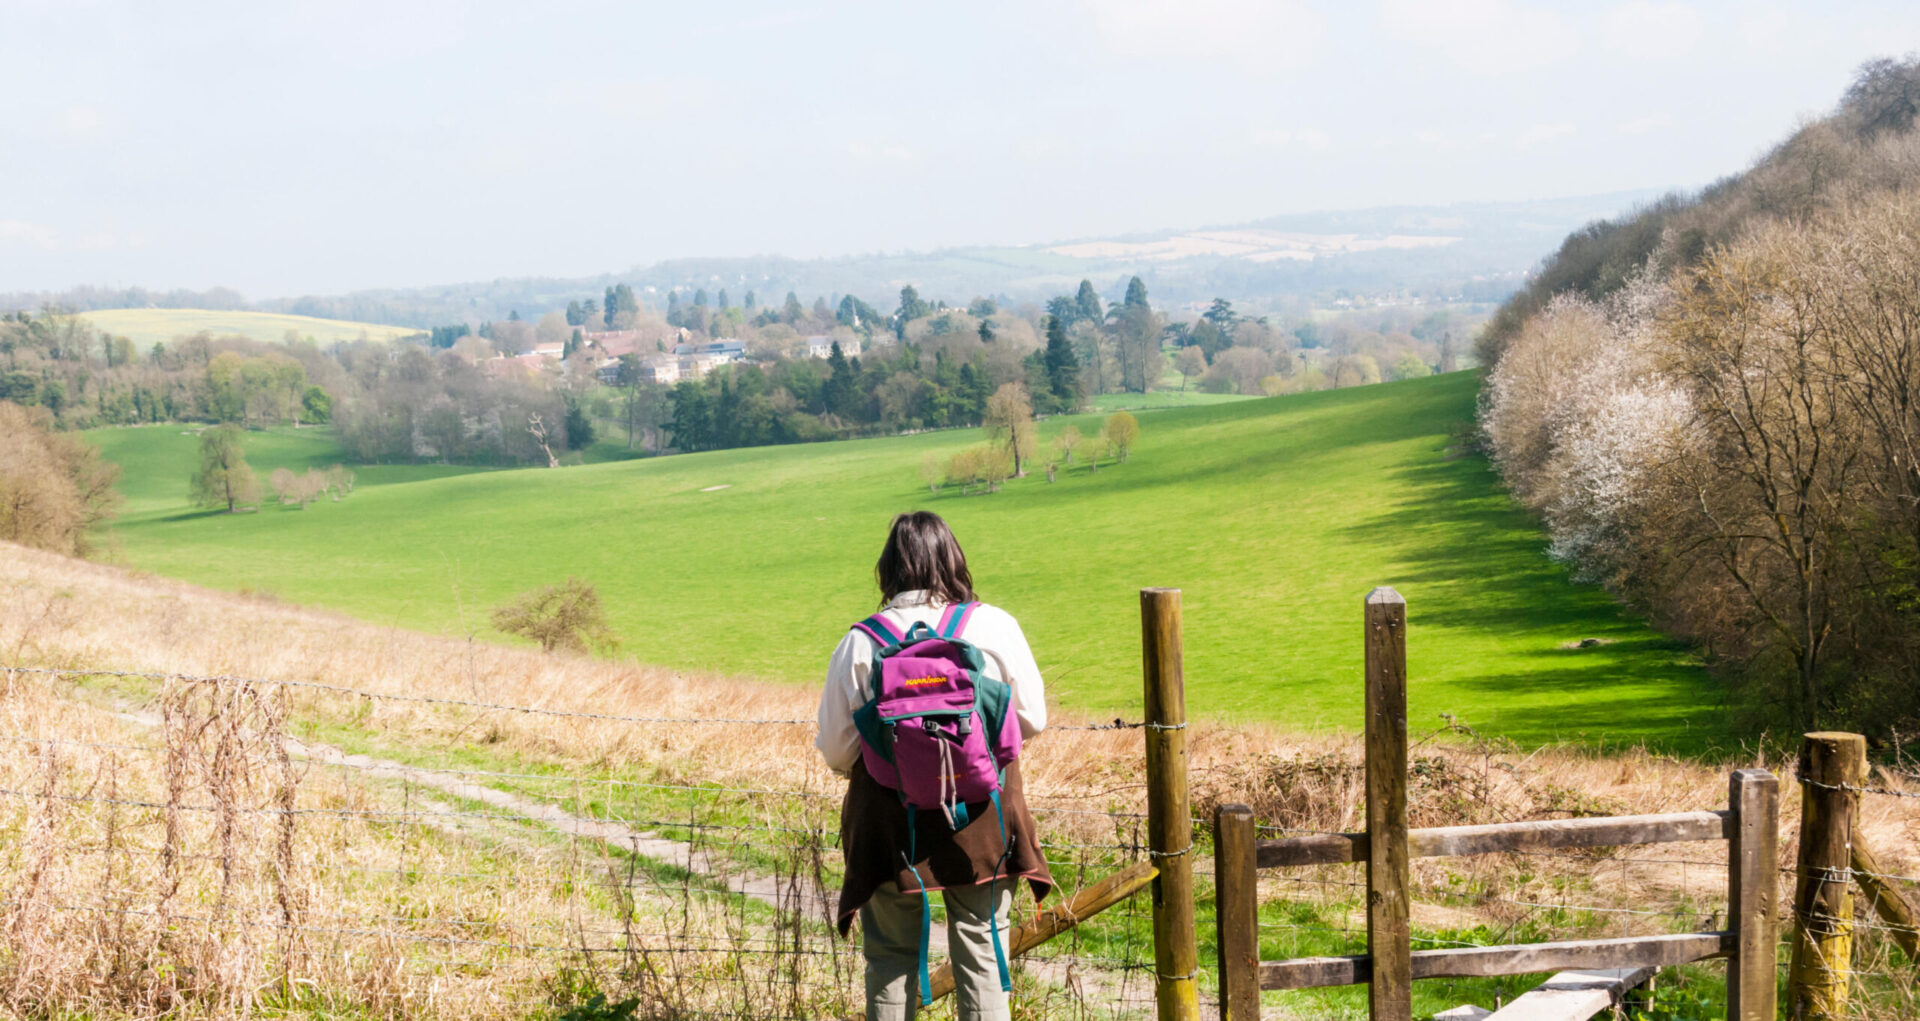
[1044, 314, 1081, 411]
[1075, 279, 1103, 324]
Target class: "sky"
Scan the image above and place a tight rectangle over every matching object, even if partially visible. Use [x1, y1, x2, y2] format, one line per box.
[4, 0, 1918, 298]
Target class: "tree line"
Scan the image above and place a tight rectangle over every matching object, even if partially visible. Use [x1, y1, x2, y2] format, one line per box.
[4, 266, 1471, 469]
[1478, 56, 1920, 739]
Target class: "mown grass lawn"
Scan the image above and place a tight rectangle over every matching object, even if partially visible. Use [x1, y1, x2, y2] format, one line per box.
[83, 308, 422, 347]
[86, 372, 1725, 753]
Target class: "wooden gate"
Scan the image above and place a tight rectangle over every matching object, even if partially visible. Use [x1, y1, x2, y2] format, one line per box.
[1209, 587, 1781, 1021]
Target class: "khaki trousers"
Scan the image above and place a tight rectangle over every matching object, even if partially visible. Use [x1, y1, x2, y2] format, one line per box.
[861, 880, 1013, 1021]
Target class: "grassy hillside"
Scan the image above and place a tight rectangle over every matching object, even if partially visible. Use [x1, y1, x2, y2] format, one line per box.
[85, 308, 423, 346]
[1091, 390, 1254, 412]
[86, 373, 1721, 752]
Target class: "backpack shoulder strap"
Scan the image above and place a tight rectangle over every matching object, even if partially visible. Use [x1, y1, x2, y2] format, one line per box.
[851, 614, 905, 648]
[936, 601, 979, 639]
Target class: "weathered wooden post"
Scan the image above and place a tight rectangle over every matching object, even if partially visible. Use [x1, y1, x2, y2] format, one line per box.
[1142, 588, 1199, 1021]
[1365, 587, 1411, 1021]
[1214, 803, 1260, 1020]
[1728, 768, 1779, 1021]
[1789, 732, 1867, 1021]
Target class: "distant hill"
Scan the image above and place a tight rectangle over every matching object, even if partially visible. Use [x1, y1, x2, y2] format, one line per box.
[82, 308, 423, 347]
[4, 191, 1661, 330]
[262, 191, 1660, 328]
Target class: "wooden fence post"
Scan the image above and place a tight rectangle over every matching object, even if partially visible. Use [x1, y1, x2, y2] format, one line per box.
[1142, 588, 1199, 1021]
[1728, 768, 1779, 1021]
[1214, 803, 1260, 1021]
[1789, 732, 1866, 1021]
[1365, 587, 1411, 1021]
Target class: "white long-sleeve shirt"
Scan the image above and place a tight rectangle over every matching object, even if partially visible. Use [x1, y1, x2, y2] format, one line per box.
[815, 590, 1047, 777]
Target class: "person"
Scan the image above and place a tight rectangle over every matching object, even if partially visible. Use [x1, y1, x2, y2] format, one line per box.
[816, 511, 1053, 1021]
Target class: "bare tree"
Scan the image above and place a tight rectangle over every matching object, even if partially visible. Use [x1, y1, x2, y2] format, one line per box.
[1054, 425, 1083, 465]
[1175, 346, 1206, 391]
[528, 412, 559, 468]
[983, 383, 1037, 478]
[1659, 225, 1860, 726]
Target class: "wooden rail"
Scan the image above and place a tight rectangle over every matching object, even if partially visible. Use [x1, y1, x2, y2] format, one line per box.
[1209, 588, 1780, 1021]
[1257, 932, 1733, 989]
[1482, 967, 1655, 1021]
[1255, 811, 1733, 868]
[1853, 835, 1920, 961]
[925, 861, 1158, 1002]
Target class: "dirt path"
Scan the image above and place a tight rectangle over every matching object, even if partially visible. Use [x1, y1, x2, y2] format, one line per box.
[109, 705, 1161, 1013]
[282, 734, 851, 931]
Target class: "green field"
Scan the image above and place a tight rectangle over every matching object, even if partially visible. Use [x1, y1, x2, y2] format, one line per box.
[1091, 389, 1255, 412]
[86, 373, 1722, 752]
[84, 308, 423, 347]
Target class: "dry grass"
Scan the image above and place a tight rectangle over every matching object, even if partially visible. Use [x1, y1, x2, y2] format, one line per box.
[0, 540, 1915, 1019]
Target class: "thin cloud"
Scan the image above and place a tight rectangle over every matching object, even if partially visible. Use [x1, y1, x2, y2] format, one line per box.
[1248, 127, 1333, 151]
[846, 140, 917, 164]
[1377, 0, 1579, 74]
[53, 105, 107, 139]
[0, 220, 142, 251]
[0, 221, 62, 249]
[1616, 113, 1674, 135]
[1083, 0, 1324, 75]
[1602, 1, 1706, 61]
[1516, 122, 1577, 149]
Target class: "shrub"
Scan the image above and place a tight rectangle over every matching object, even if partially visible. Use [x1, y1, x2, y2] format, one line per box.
[491, 578, 620, 654]
[0, 400, 121, 556]
[1103, 411, 1140, 463]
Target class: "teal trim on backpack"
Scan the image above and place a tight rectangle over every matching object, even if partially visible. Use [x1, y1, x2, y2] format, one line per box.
[854, 614, 904, 646]
[851, 699, 893, 766]
[906, 808, 934, 1008]
[974, 672, 1013, 755]
[987, 789, 1012, 993]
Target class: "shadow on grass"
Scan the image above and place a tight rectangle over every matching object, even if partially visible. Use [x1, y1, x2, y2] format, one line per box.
[1431, 664, 1731, 757]
[154, 507, 250, 523]
[1344, 448, 1730, 758]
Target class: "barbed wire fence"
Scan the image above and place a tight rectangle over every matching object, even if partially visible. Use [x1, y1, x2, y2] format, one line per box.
[0, 665, 1169, 1020]
[1787, 734, 1920, 1021]
[8, 660, 1917, 1021]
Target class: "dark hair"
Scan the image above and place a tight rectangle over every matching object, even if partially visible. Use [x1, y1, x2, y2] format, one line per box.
[875, 511, 975, 608]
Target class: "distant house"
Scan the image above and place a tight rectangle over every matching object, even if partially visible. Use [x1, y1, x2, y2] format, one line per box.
[643, 357, 682, 385]
[671, 339, 748, 363]
[805, 335, 859, 359]
[483, 352, 546, 379]
[582, 328, 670, 358]
[664, 339, 749, 379]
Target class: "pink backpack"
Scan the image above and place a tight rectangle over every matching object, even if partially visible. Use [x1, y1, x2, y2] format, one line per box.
[849, 601, 1019, 1002]
[850, 601, 1021, 828]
